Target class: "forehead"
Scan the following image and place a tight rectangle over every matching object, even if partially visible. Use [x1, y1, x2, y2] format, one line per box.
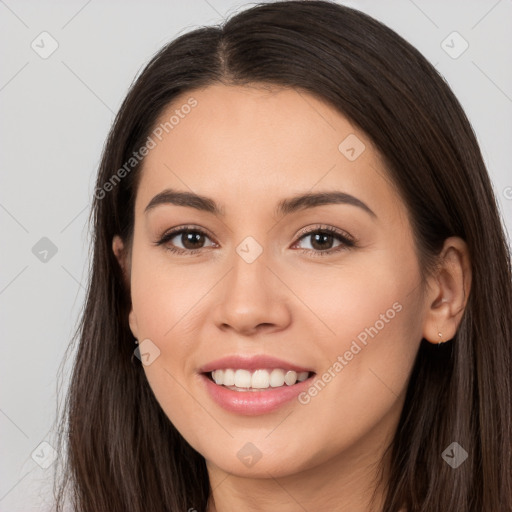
[136, 83, 404, 225]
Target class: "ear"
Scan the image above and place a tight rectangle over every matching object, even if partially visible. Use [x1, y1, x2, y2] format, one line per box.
[112, 235, 131, 283]
[422, 236, 472, 344]
[112, 235, 139, 339]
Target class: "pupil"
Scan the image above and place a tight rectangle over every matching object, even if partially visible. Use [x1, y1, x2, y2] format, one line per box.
[312, 233, 333, 250]
[184, 231, 204, 249]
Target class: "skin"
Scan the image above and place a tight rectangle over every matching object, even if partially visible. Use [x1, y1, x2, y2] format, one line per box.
[113, 83, 471, 512]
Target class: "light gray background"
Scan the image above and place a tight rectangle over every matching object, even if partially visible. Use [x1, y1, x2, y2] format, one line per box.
[1, 0, 511, 510]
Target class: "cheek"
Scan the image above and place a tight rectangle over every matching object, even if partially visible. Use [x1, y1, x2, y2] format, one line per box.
[130, 242, 211, 342]
[292, 245, 421, 356]
[130, 253, 211, 437]
[304, 245, 423, 423]
[287, 297, 421, 467]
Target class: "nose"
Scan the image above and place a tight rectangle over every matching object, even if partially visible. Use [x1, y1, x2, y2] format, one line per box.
[212, 247, 292, 336]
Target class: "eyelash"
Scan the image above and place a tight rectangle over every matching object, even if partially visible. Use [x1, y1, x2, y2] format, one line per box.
[155, 224, 356, 258]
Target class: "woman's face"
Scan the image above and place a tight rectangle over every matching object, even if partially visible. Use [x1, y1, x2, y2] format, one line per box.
[117, 83, 430, 481]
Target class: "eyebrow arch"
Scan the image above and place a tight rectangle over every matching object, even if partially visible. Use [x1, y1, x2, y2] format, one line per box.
[145, 189, 224, 216]
[144, 188, 376, 219]
[276, 191, 376, 219]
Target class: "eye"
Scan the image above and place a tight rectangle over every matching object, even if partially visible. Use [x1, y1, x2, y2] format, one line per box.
[155, 226, 217, 255]
[292, 225, 355, 257]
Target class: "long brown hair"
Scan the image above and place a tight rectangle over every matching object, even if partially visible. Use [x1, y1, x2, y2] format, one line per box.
[53, 1, 512, 510]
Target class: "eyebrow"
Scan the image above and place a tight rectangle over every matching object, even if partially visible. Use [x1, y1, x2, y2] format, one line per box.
[144, 188, 376, 219]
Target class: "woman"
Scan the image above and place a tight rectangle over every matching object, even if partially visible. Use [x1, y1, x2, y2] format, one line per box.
[53, 1, 512, 511]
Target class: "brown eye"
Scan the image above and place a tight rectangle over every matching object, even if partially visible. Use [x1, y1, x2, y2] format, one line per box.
[306, 232, 336, 250]
[176, 230, 207, 250]
[156, 227, 216, 255]
[293, 226, 355, 257]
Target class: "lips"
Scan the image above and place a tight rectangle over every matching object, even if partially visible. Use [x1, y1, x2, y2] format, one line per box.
[197, 354, 316, 414]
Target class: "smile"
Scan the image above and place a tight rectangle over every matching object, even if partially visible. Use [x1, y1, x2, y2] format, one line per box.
[209, 368, 311, 390]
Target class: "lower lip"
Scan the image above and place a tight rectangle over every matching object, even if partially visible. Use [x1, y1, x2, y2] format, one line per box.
[199, 373, 315, 415]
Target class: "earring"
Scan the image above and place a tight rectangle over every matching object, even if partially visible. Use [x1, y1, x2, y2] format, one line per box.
[438, 332, 445, 344]
[131, 338, 139, 364]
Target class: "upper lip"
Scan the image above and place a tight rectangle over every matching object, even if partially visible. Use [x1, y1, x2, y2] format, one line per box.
[199, 355, 315, 374]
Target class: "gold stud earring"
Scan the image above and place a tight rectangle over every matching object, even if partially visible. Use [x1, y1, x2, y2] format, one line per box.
[438, 332, 444, 344]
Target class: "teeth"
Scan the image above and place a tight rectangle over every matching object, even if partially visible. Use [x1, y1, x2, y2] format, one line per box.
[234, 369, 251, 388]
[269, 369, 285, 387]
[252, 369, 270, 388]
[223, 368, 235, 386]
[210, 368, 310, 389]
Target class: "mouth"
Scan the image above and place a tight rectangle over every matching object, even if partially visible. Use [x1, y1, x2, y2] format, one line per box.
[202, 368, 316, 392]
[199, 368, 316, 415]
[197, 355, 316, 414]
